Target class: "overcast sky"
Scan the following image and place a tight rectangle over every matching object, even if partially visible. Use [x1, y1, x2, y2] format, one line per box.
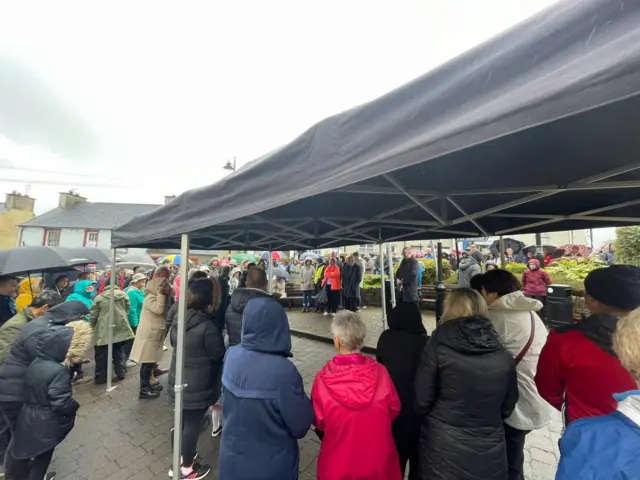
[0, 0, 567, 215]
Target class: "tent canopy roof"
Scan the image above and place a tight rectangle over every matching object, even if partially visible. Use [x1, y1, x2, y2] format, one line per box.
[113, 0, 640, 251]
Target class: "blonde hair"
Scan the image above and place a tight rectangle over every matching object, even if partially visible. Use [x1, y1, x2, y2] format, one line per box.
[613, 307, 640, 380]
[441, 288, 488, 322]
[331, 310, 366, 353]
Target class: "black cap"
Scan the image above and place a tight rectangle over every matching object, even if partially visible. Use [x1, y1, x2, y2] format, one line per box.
[584, 265, 640, 311]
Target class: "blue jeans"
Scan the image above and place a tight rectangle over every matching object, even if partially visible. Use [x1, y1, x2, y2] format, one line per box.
[302, 290, 313, 307]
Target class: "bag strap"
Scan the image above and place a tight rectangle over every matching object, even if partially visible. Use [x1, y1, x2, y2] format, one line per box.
[514, 312, 536, 366]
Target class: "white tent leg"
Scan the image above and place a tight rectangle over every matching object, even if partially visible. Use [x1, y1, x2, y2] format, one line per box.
[172, 234, 190, 480]
[499, 236, 506, 267]
[379, 243, 386, 330]
[106, 248, 117, 393]
[267, 250, 273, 293]
[387, 244, 396, 310]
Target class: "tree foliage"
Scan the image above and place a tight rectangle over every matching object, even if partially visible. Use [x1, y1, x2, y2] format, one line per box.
[616, 226, 640, 265]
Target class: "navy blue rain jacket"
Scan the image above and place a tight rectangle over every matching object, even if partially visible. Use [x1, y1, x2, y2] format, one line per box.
[218, 297, 313, 480]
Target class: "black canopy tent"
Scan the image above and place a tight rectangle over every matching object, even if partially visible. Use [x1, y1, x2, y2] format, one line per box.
[113, 0, 640, 252]
[108, 1, 640, 474]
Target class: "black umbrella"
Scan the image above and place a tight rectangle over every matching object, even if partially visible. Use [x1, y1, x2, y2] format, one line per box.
[490, 238, 525, 257]
[0, 246, 101, 276]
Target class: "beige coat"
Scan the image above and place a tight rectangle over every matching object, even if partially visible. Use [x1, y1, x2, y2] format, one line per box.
[129, 277, 168, 364]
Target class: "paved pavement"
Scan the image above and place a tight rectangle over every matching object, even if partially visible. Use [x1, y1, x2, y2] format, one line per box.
[53, 333, 561, 479]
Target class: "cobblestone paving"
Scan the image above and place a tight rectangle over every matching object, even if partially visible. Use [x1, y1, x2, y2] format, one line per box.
[52, 334, 561, 479]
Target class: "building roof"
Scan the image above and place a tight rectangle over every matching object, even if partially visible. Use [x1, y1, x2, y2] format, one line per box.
[21, 202, 161, 230]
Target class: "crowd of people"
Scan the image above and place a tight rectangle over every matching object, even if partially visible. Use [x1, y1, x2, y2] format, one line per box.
[0, 247, 638, 479]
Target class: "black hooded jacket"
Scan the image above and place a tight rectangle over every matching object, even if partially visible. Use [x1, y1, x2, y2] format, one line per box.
[224, 288, 272, 346]
[168, 309, 225, 409]
[414, 315, 518, 480]
[376, 302, 428, 459]
[0, 301, 89, 404]
[12, 326, 79, 459]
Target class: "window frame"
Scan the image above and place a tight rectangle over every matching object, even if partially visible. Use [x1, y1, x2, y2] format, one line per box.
[43, 229, 61, 247]
[83, 229, 100, 247]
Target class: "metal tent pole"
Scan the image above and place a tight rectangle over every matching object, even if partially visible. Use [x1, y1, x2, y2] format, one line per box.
[499, 236, 506, 267]
[106, 248, 117, 393]
[172, 234, 190, 480]
[379, 243, 386, 330]
[435, 241, 445, 324]
[387, 243, 396, 310]
[454, 238, 460, 270]
[267, 250, 273, 294]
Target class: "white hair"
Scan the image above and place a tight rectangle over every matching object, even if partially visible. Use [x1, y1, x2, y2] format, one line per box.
[614, 307, 640, 381]
[331, 311, 366, 353]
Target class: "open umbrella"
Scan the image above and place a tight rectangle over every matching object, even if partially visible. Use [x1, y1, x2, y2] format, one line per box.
[489, 238, 525, 257]
[271, 267, 288, 278]
[157, 254, 192, 265]
[231, 253, 257, 263]
[558, 244, 592, 257]
[0, 246, 103, 276]
[260, 251, 285, 261]
[299, 252, 320, 261]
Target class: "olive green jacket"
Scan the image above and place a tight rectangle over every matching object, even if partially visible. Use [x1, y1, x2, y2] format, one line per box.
[0, 309, 34, 365]
[89, 285, 134, 346]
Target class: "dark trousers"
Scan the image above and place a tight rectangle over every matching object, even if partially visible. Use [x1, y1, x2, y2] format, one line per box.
[94, 342, 127, 383]
[5, 447, 54, 480]
[504, 423, 530, 480]
[399, 451, 419, 480]
[124, 326, 137, 359]
[0, 402, 21, 466]
[327, 289, 340, 314]
[170, 408, 208, 467]
[345, 297, 358, 312]
[140, 362, 155, 390]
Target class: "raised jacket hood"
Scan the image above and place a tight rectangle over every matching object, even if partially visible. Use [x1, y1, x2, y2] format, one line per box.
[387, 302, 426, 334]
[144, 277, 168, 295]
[101, 285, 128, 298]
[38, 326, 73, 363]
[64, 320, 93, 365]
[435, 315, 502, 354]
[241, 297, 292, 357]
[73, 280, 95, 297]
[490, 291, 543, 312]
[316, 354, 380, 410]
[42, 301, 90, 325]
[459, 257, 479, 270]
[18, 278, 41, 296]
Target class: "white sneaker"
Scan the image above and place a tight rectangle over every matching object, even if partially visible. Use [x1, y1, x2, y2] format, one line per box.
[126, 359, 137, 368]
[323, 312, 328, 316]
[163, 345, 169, 351]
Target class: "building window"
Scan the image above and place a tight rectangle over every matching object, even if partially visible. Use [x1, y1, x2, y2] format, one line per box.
[44, 229, 61, 247]
[84, 230, 99, 247]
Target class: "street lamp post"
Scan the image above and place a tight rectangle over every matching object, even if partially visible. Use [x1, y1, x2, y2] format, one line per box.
[224, 157, 237, 172]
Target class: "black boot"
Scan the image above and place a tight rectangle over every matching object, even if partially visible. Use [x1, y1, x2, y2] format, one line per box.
[139, 388, 160, 399]
[149, 383, 164, 392]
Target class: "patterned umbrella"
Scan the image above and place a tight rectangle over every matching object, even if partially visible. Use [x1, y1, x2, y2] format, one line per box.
[557, 244, 592, 257]
[156, 254, 193, 265]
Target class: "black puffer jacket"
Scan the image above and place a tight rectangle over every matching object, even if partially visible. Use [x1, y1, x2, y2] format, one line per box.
[168, 309, 225, 409]
[12, 326, 80, 459]
[0, 301, 89, 404]
[376, 302, 428, 463]
[224, 288, 272, 346]
[414, 315, 518, 480]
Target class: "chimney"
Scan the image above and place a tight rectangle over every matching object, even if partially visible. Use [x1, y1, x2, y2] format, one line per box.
[5, 192, 35, 212]
[59, 191, 87, 209]
[164, 195, 176, 205]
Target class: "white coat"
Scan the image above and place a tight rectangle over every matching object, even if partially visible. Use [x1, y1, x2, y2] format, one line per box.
[487, 291, 551, 431]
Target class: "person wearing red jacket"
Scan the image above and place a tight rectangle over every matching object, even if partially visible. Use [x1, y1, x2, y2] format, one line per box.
[521, 259, 551, 320]
[312, 310, 401, 480]
[321, 258, 341, 316]
[535, 265, 640, 426]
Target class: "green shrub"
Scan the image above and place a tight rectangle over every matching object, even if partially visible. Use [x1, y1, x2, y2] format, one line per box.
[616, 226, 640, 265]
[505, 263, 527, 275]
[545, 258, 605, 290]
[444, 271, 459, 285]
